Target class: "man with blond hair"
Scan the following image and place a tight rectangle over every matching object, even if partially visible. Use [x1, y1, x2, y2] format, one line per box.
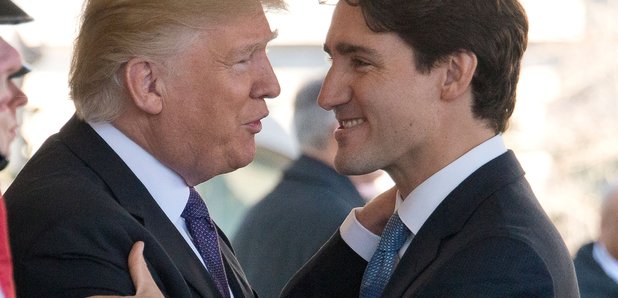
[5, 0, 284, 296]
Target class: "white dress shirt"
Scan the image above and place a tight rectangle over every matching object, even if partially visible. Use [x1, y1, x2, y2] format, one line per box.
[593, 242, 618, 284]
[90, 122, 235, 297]
[340, 134, 508, 261]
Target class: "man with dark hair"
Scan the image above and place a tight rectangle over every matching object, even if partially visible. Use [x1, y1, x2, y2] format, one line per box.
[283, 0, 579, 297]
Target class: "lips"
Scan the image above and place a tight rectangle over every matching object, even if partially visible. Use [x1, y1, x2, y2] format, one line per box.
[244, 112, 268, 134]
[247, 120, 262, 133]
[6, 125, 17, 141]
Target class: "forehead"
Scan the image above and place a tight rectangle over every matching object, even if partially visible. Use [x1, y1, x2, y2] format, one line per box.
[167, 11, 276, 70]
[0, 38, 22, 75]
[326, 3, 374, 43]
[199, 12, 275, 55]
[324, 3, 411, 57]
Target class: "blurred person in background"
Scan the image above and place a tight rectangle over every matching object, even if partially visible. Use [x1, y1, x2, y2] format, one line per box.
[233, 78, 367, 298]
[0, 1, 31, 297]
[4, 0, 284, 296]
[282, 0, 579, 297]
[574, 182, 618, 297]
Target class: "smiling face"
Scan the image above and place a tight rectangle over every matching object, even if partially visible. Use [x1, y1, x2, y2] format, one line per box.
[149, 10, 280, 185]
[0, 38, 28, 159]
[319, 2, 445, 184]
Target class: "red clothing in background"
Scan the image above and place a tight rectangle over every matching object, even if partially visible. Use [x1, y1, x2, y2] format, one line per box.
[0, 196, 15, 298]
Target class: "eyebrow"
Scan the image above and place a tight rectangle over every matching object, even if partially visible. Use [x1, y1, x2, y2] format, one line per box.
[9, 65, 31, 80]
[232, 29, 279, 58]
[323, 42, 380, 57]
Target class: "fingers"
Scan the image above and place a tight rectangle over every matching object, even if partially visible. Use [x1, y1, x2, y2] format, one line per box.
[357, 186, 398, 235]
[86, 242, 163, 298]
[128, 241, 164, 298]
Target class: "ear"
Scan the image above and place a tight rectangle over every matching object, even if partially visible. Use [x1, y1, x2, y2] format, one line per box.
[124, 57, 164, 115]
[440, 51, 477, 101]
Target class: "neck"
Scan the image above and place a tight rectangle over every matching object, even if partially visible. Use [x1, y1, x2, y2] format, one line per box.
[387, 128, 496, 199]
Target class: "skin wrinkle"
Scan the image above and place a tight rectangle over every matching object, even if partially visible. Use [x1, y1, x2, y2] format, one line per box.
[115, 12, 280, 186]
[0, 38, 28, 158]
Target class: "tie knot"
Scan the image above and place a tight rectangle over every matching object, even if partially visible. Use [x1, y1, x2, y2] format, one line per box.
[181, 187, 210, 220]
[377, 213, 410, 252]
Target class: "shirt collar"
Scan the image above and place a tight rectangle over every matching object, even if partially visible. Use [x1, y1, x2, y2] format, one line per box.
[89, 122, 190, 224]
[593, 242, 618, 283]
[396, 134, 508, 234]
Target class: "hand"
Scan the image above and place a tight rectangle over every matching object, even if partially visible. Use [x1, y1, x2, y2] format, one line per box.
[356, 186, 398, 235]
[89, 241, 164, 298]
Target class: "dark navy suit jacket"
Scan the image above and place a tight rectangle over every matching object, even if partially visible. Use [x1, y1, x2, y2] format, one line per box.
[574, 242, 618, 298]
[282, 151, 580, 297]
[6, 115, 255, 298]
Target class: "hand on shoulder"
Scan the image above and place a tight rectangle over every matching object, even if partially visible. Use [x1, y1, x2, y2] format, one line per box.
[88, 241, 163, 298]
[356, 186, 397, 235]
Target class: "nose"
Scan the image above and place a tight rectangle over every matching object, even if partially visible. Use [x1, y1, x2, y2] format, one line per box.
[251, 53, 281, 100]
[8, 82, 28, 109]
[0, 82, 27, 114]
[317, 66, 350, 111]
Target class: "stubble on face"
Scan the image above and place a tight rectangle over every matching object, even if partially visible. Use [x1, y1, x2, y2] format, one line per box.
[322, 2, 444, 189]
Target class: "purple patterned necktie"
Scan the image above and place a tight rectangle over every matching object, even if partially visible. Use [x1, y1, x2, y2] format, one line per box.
[181, 187, 231, 298]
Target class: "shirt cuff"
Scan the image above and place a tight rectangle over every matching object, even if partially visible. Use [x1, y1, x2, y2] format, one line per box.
[340, 207, 380, 261]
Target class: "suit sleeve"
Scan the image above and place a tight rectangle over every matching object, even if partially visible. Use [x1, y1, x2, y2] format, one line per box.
[281, 231, 367, 298]
[11, 201, 141, 297]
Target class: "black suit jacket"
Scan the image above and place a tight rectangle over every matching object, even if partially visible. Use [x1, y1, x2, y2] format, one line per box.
[574, 242, 618, 298]
[282, 151, 580, 297]
[5, 115, 255, 297]
[233, 155, 365, 298]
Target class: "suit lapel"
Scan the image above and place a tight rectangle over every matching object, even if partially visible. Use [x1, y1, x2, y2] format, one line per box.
[58, 115, 224, 297]
[382, 151, 525, 297]
[217, 226, 255, 298]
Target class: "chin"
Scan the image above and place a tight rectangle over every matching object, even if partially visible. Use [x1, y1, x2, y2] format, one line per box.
[334, 153, 376, 176]
[0, 148, 9, 159]
[232, 147, 256, 170]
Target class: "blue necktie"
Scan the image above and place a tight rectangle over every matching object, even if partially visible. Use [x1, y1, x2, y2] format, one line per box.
[181, 187, 230, 298]
[359, 212, 411, 298]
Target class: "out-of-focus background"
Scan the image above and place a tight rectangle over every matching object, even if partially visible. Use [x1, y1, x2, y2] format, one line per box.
[1, 0, 617, 254]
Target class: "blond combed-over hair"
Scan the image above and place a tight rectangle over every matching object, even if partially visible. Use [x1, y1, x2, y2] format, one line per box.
[69, 0, 285, 122]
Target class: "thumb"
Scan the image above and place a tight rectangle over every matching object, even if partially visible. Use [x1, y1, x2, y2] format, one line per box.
[128, 241, 164, 298]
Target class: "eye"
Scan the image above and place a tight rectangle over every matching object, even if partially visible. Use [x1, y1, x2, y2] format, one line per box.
[351, 57, 371, 68]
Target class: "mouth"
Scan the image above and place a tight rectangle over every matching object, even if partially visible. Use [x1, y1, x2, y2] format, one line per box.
[339, 118, 366, 129]
[244, 112, 269, 134]
[7, 126, 17, 141]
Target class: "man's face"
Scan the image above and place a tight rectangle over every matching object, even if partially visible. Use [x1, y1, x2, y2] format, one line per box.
[154, 10, 280, 185]
[0, 37, 28, 158]
[319, 2, 443, 177]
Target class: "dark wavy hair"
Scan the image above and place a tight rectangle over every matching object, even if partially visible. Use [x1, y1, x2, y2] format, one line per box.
[345, 0, 528, 133]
